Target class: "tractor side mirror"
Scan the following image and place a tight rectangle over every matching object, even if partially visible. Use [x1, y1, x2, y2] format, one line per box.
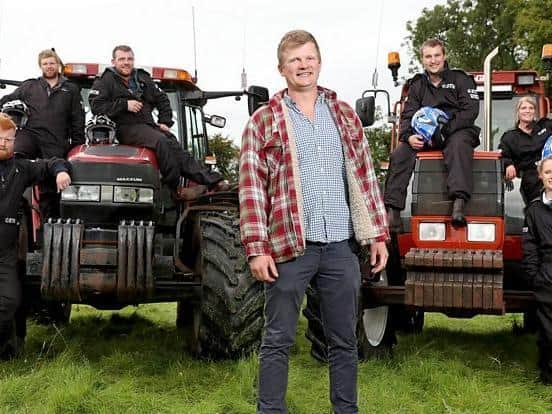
[355, 96, 375, 127]
[247, 85, 269, 115]
[205, 114, 226, 128]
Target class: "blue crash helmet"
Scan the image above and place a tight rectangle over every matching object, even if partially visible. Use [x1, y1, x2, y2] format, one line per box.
[411, 106, 450, 143]
[541, 135, 552, 161]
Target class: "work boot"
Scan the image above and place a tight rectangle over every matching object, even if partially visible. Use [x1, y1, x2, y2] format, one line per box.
[176, 184, 207, 201]
[451, 198, 467, 227]
[387, 208, 402, 233]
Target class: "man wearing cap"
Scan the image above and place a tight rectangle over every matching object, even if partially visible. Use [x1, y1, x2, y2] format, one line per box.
[384, 38, 480, 229]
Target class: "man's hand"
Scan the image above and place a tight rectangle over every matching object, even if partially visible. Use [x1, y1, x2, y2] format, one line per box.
[56, 172, 71, 193]
[158, 123, 171, 133]
[407, 134, 425, 150]
[127, 99, 143, 113]
[370, 241, 388, 274]
[505, 165, 517, 180]
[249, 255, 279, 283]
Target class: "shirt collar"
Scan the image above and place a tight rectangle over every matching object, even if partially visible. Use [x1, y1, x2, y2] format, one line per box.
[283, 92, 325, 114]
[542, 192, 552, 206]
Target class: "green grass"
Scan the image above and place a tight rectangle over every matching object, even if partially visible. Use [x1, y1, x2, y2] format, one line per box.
[0, 305, 550, 414]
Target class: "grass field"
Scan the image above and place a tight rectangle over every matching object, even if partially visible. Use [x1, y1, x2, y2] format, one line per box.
[0, 304, 551, 414]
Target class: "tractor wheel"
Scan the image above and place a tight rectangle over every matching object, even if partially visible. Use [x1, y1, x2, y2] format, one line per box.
[194, 211, 264, 359]
[357, 271, 397, 359]
[303, 271, 397, 362]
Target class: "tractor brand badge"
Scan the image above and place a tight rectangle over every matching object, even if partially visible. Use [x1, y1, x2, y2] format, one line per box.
[116, 177, 143, 182]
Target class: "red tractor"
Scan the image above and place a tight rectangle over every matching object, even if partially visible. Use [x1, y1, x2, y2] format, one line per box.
[1, 63, 269, 359]
[303, 46, 552, 359]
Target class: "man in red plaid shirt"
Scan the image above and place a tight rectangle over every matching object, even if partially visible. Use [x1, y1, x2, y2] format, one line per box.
[239, 30, 389, 414]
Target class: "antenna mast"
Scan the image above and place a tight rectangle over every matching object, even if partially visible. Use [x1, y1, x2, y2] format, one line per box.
[192, 6, 198, 82]
[240, 5, 248, 89]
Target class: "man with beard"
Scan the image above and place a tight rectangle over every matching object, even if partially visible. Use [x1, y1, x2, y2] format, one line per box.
[89, 45, 228, 197]
[0, 113, 71, 359]
[0, 49, 84, 218]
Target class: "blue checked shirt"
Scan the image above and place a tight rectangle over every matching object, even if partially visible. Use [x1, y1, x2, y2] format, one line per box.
[284, 94, 353, 243]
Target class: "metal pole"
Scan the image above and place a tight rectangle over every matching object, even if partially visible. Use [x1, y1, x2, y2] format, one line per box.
[483, 47, 499, 151]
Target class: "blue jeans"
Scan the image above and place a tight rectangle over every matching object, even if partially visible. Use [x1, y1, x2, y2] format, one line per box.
[257, 239, 361, 414]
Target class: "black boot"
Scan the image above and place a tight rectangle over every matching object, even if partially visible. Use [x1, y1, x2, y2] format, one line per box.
[451, 198, 466, 227]
[387, 208, 402, 233]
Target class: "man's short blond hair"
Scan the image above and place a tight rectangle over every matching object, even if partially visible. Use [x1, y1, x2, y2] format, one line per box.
[38, 49, 62, 66]
[0, 113, 17, 131]
[277, 30, 321, 67]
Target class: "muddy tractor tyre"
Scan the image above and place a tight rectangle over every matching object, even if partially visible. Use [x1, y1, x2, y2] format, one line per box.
[193, 211, 264, 359]
[303, 271, 397, 362]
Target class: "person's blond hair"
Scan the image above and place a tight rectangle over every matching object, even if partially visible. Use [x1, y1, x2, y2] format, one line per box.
[37, 49, 62, 66]
[514, 96, 537, 127]
[277, 30, 321, 68]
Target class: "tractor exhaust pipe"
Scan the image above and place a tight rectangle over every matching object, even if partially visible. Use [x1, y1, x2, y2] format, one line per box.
[483, 47, 499, 151]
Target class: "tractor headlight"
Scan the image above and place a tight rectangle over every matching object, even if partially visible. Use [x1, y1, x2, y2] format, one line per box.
[113, 186, 154, 204]
[419, 222, 446, 241]
[61, 185, 100, 202]
[467, 223, 496, 242]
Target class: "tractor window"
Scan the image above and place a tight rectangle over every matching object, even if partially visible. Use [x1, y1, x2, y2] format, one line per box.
[474, 95, 539, 150]
[183, 105, 207, 160]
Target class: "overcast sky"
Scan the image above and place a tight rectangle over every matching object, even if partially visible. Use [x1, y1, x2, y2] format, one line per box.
[0, 0, 444, 142]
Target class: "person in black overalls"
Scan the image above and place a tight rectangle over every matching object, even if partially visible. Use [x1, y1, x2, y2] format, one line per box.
[0, 49, 84, 220]
[88, 45, 228, 196]
[384, 38, 480, 230]
[523, 153, 552, 383]
[499, 96, 552, 206]
[0, 113, 71, 360]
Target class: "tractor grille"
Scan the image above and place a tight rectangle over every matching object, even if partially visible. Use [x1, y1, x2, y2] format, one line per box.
[411, 159, 503, 216]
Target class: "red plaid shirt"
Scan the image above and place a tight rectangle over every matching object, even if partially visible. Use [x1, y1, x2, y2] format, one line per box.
[239, 87, 388, 263]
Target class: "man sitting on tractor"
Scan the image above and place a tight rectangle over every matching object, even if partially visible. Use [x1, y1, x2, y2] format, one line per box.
[89, 45, 229, 198]
[384, 38, 480, 230]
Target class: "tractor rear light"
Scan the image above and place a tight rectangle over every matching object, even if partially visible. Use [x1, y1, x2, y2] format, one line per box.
[61, 185, 100, 202]
[419, 222, 446, 241]
[113, 186, 154, 204]
[467, 223, 496, 242]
